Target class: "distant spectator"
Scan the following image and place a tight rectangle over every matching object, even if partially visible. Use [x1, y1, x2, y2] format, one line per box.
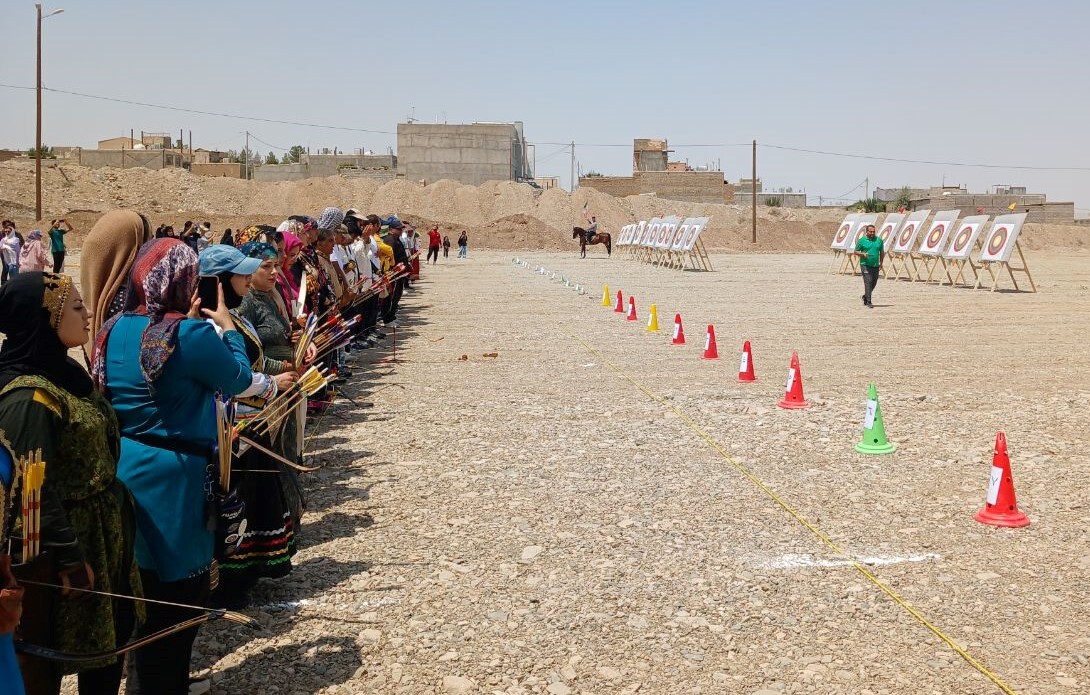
[427, 226, 441, 264]
[182, 220, 202, 253]
[221, 228, 235, 246]
[457, 230, 468, 258]
[19, 229, 49, 272]
[0, 227, 20, 282]
[442, 234, 450, 258]
[197, 222, 213, 252]
[48, 217, 72, 272]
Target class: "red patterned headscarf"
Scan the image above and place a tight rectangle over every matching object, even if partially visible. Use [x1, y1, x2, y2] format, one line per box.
[91, 238, 199, 390]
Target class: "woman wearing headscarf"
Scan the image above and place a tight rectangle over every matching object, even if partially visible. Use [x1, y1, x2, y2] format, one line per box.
[91, 238, 251, 695]
[0, 272, 141, 695]
[18, 231, 49, 273]
[79, 210, 154, 356]
[214, 242, 303, 606]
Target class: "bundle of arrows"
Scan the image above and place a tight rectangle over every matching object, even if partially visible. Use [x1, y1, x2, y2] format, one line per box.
[20, 450, 45, 562]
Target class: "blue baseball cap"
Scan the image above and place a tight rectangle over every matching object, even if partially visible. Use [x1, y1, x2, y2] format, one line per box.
[199, 244, 263, 276]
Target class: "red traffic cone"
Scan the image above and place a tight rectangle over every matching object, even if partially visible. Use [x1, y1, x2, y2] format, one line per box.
[614, 290, 625, 313]
[702, 325, 719, 359]
[671, 314, 686, 345]
[974, 432, 1030, 528]
[738, 340, 757, 382]
[777, 351, 810, 409]
[626, 297, 638, 321]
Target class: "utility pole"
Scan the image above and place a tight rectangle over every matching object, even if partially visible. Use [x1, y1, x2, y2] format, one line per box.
[865, 177, 869, 200]
[751, 139, 757, 244]
[570, 141, 576, 192]
[245, 130, 250, 180]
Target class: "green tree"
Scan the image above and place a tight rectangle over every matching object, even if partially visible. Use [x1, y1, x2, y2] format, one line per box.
[894, 186, 913, 210]
[26, 145, 56, 159]
[265, 151, 279, 165]
[286, 145, 306, 164]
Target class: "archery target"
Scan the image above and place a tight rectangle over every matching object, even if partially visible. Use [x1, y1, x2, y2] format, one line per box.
[889, 210, 930, 253]
[682, 217, 709, 252]
[657, 223, 675, 248]
[917, 211, 960, 256]
[877, 213, 905, 246]
[831, 213, 860, 249]
[645, 222, 662, 247]
[943, 215, 989, 260]
[977, 213, 1027, 263]
[671, 224, 689, 251]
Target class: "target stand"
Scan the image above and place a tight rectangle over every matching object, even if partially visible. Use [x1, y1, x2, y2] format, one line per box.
[973, 213, 1035, 292]
[975, 240, 1036, 292]
[945, 257, 979, 287]
[941, 215, 989, 288]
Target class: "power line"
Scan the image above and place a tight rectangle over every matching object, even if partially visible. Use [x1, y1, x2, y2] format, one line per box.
[761, 143, 1090, 172]
[247, 132, 292, 152]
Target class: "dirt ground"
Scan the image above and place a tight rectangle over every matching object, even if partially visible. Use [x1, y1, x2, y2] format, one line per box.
[96, 248, 1078, 695]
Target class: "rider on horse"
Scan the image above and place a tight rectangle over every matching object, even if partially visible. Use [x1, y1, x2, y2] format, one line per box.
[585, 216, 598, 243]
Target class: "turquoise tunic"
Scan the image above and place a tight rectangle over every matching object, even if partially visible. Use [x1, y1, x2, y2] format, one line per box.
[0, 446, 24, 695]
[102, 316, 251, 582]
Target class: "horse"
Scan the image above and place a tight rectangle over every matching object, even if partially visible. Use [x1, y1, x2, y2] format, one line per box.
[573, 227, 612, 258]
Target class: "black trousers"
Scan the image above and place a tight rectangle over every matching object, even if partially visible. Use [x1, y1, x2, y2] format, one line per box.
[360, 294, 380, 332]
[861, 265, 880, 305]
[52, 251, 65, 273]
[442, 246, 449, 257]
[383, 278, 405, 323]
[426, 246, 439, 263]
[125, 568, 210, 695]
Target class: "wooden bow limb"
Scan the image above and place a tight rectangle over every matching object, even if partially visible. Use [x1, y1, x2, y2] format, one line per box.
[236, 435, 320, 472]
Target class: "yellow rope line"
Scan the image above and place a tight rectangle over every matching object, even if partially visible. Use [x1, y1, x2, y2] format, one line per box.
[556, 323, 1019, 695]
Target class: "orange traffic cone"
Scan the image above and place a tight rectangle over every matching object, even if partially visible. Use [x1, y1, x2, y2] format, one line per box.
[737, 340, 757, 382]
[614, 290, 624, 313]
[626, 297, 638, 321]
[777, 351, 810, 409]
[702, 325, 719, 359]
[671, 314, 686, 345]
[974, 432, 1030, 528]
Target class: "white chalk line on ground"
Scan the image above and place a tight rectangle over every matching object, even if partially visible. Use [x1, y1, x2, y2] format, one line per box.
[753, 552, 942, 570]
[542, 300, 1021, 695]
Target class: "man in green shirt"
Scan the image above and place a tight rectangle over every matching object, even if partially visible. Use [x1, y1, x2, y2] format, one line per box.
[48, 218, 72, 273]
[852, 224, 884, 307]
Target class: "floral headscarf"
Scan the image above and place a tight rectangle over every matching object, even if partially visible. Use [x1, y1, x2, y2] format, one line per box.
[239, 241, 279, 261]
[91, 238, 199, 390]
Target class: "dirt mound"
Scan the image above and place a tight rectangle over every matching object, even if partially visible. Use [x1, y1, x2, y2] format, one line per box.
[2, 160, 1085, 253]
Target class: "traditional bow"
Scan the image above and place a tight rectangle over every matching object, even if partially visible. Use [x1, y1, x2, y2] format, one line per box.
[13, 580, 260, 663]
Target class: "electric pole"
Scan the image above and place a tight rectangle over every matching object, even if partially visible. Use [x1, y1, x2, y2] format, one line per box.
[245, 130, 250, 180]
[570, 141, 576, 192]
[751, 140, 757, 244]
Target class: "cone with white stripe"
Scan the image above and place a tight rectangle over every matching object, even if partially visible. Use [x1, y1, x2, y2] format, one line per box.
[974, 432, 1029, 528]
[737, 340, 757, 382]
[671, 314, 685, 345]
[854, 382, 895, 454]
[701, 325, 719, 359]
[777, 351, 810, 409]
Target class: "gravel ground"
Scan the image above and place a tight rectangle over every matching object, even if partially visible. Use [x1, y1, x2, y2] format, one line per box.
[62, 248, 1087, 694]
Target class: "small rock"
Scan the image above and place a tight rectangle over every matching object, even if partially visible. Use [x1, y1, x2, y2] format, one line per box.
[358, 628, 381, 643]
[443, 675, 478, 694]
[598, 666, 623, 681]
[546, 684, 572, 695]
[521, 545, 543, 561]
[1057, 677, 1077, 687]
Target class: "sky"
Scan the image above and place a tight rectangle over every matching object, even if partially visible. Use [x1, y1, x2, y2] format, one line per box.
[1, 0, 1088, 214]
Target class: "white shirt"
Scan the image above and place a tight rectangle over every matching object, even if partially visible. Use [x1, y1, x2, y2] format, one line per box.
[350, 239, 373, 283]
[332, 244, 357, 287]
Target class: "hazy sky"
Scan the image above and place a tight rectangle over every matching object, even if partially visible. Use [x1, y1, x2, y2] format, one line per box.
[1, 0, 1087, 213]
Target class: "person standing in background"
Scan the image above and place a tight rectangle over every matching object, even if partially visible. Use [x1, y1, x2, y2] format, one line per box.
[19, 230, 49, 272]
[851, 224, 884, 308]
[457, 230, 468, 258]
[49, 218, 73, 273]
[0, 226, 21, 283]
[442, 234, 451, 258]
[426, 226, 441, 264]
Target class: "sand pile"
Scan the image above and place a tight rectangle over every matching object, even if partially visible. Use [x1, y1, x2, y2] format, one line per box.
[1, 160, 1085, 252]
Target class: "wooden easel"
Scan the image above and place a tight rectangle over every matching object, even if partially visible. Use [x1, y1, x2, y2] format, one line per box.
[975, 240, 1037, 292]
[914, 254, 943, 283]
[945, 256, 979, 288]
[690, 237, 713, 271]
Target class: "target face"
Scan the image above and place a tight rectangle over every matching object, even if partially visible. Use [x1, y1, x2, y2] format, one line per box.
[898, 224, 915, 246]
[926, 224, 945, 248]
[879, 224, 894, 242]
[659, 224, 672, 245]
[684, 225, 701, 249]
[835, 224, 850, 243]
[951, 225, 974, 254]
[987, 226, 1010, 255]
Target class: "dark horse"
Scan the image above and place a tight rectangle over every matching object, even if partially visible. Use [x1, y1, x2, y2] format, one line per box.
[573, 227, 612, 258]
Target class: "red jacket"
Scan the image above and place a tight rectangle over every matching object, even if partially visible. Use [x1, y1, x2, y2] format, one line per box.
[428, 230, 441, 248]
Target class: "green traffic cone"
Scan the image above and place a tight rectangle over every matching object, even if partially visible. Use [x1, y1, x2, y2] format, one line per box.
[854, 382, 896, 455]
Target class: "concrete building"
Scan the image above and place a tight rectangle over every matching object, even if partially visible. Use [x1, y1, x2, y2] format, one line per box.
[633, 139, 669, 172]
[875, 184, 1075, 223]
[397, 122, 532, 186]
[255, 153, 397, 183]
[579, 171, 733, 205]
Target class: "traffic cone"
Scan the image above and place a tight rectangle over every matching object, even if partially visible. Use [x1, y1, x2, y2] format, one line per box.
[601, 285, 611, 306]
[777, 351, 810, 409]
[974, 433, 1030, 528]
[646, 304, 660, 332]
[702, 325, 719, 359]
[626, 297, 638, 321]
[737, 340, 757, 382]
[671, 314, 686, 345]
[854, 382, 895, 454]
[614, 290, 625, 313]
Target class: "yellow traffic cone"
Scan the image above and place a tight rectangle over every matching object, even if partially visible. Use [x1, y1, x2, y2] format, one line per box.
[601, 285, 611, 307]
[646, 303, 660, 332]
